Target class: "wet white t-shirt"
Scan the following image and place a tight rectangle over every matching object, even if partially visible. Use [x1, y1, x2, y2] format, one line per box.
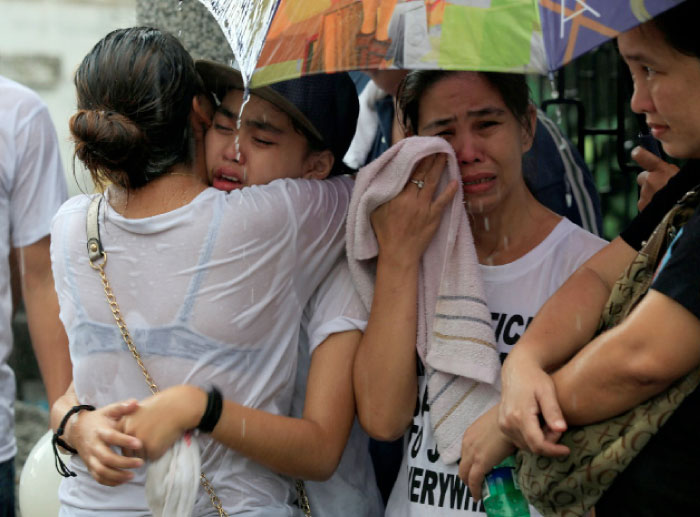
[292, 258, 383, 517]
[0, 75, 67, 463]
[52, 176, 352, 516]
[386, 218, 607, 516]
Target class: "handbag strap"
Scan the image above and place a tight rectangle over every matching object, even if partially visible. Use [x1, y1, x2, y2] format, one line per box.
[598, 185, 700, 333]
[86, 196, 228, 517]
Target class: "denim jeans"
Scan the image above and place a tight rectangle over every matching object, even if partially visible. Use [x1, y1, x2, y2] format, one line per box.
[0, 457, 15, 517]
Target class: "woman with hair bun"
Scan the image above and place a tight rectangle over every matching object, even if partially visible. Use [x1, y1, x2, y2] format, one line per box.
[49, 27, 360, 516]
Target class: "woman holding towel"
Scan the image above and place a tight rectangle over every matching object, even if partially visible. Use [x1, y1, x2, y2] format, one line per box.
[352, 70, 606, 516]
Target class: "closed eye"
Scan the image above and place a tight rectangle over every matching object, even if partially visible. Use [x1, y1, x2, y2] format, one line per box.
[477, 120, 500, 130]
[214, 123, 235, 134]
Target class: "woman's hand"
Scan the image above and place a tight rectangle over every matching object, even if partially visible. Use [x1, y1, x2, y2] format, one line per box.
[498, 350, 570, 456]
[67, 400, 144, 486]
[370, 153, 458, 266]
[632, 146, 679, 211]
[458, 405, 515, 500]
[119, 385, 206, 461]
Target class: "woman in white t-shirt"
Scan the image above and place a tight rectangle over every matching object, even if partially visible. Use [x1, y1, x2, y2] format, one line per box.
[353, 70, 607, 517]
[49, 27, 365, 516]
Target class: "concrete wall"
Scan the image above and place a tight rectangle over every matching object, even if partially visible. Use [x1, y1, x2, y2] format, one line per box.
[136, 0, 234, 63]
[0, 0, 136, 196]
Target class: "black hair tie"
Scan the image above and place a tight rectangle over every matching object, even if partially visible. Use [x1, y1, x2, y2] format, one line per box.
[52, 404, 95, 477]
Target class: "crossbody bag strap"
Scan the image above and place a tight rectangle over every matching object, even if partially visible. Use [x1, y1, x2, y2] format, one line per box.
[85, 196, 228, 517]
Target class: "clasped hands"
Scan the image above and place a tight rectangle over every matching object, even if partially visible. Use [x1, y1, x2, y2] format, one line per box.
[65, 385, 205, 487]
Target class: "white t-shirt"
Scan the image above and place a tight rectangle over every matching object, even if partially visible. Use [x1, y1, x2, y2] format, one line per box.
[386, 218, 607, 517]
[291, 258, 384, 517]
[51, 176, 352, 516]
[0, 75, 67, 463]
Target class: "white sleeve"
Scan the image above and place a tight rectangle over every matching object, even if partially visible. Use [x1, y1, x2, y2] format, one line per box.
[11, 103, 67, 247]
[283, 175, 355, 306]
[302, 258, 368, 356]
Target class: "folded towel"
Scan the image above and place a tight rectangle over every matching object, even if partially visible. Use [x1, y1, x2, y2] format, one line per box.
[347, 136, 501, 463]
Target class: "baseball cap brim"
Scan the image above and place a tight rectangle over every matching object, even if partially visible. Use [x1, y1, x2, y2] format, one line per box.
[195, 60, 324, 143]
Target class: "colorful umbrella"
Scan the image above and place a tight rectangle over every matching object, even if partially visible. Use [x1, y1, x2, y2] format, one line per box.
[197, 0, 685, 87]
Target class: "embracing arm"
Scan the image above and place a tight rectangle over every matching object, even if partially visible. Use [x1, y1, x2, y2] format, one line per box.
[15, 236, 72, 407]
[553, 289, 700, 425]
[50, 382, 143, 486]
[505, 236, 636, 371]
[122, 329, 360, 481]
[499, 236, 637, 454]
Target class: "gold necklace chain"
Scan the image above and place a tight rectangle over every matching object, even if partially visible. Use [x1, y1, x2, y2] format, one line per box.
[89, 250, 228, 517]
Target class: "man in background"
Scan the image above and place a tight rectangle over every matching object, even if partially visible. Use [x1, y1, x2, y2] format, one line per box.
[0, 75, 71, 517]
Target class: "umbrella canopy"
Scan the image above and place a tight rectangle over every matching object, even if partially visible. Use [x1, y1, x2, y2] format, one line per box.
[198, 0, 685, 87]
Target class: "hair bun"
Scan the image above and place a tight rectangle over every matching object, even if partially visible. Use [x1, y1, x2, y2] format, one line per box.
[70, 109, 148, 186]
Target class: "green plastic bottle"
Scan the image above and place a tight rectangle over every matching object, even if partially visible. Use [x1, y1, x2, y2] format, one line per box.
[482, 456, 530, 517]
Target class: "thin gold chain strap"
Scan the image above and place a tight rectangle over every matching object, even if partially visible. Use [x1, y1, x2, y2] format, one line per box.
[296, 479, 312, 517]
[89, 250, 228, 517]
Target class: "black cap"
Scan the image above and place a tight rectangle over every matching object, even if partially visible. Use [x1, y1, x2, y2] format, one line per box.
[196, 60, 359, 171]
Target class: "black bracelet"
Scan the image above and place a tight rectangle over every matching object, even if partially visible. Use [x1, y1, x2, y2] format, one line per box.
[52, 404, 95, 478]
[196, 386, 223, 433]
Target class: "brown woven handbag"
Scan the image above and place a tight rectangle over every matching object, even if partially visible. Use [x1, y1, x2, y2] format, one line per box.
[516, 187, 700, 517]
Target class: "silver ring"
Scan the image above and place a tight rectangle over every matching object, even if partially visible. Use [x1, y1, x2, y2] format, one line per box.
[410, 179, 425, 189]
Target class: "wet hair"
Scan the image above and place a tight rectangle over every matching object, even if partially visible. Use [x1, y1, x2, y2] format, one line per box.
[649, 1, 700, 59]
[397, 70, 533, 137]
[70, 27, 204, 190]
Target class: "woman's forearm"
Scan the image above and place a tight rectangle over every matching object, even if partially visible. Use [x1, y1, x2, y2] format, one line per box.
[211, 330, 359, 480]
[498, 238, 638, 453]
[354, 253, 419, 441]
[128, 331, 360, 481]
[211, 401, 352, 481]
[552, 290, 700, 426]
[508, 237, 637, 371]
[136, 384, 353, 481]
